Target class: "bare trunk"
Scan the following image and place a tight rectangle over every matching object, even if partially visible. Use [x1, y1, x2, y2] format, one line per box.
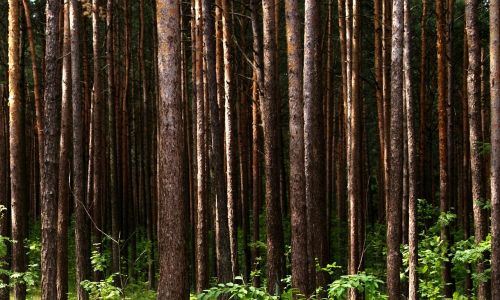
[9, 0, 28, 298]
[70, 0, 90, 298]
[465, 0, 490, 297]
[21, 0, 44, 171]
[403, 0, 418, 297]
[156, 0, 188, 297]
[57, 3, 71, 299]
[490, 0, 500, 296]
[304, 0, 328, 291]
[221, 0, 239, 278]
[387, 0, 403, 297]
[41, 0, 61, 298]
[262, 0, 285, 293]
[436, 0, 453, 296]
[284, 0, 309, 295]
[250, 0, 263, 286]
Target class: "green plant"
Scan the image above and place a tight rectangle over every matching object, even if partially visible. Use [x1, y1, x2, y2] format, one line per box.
[81, 243, 122, 299]
[326, 272, 387, 300]
[197, 276, 280, 300]
[452, 234, 491, 290]
[81, 273, 122, 300]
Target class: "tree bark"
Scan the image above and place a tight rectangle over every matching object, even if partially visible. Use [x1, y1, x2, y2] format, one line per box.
[465, 0, 490, 297]
[250, 0, 263, 287]
[336, 0, 347, 224]
[374, 0, 385, 221]
[304, 0, 328, 291]
[436, 0, 453, 296]
[57, 3, 71, 299]
[156, 0, 188, 297]
[21, 0, 44, 172]
[41, 0, 61, 298]
[403, 0, 418, 297]
[387, 0, 403, 297]
[419, 0, 430, 204]
[70, 0, 90, 298]
[284, 0, 309, 295]
[194, 0, 209, 290]
[204, 0, 232, 284]
[262, 0, 285, 293]
[106, 0, 120, 282]
[221, 0, 239, 278]
[491, 0, 500, 296]
[8, 0, 28, 298]
[91, 0, 104, 252]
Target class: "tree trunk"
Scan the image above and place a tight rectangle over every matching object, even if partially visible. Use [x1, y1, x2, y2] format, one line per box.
[106, 0, 120, 282]
[284, 0, 309, 295]
[203, 0, 232, 284]
[57, 3, 71, 299]
[250, 0, 263, 287]
[382, 0, 391, 219]
[336, 0, 347, 224]
[419, 0, 430, 204]
[403, 0, 418, 297]
[345, 0, 363, 298]
[374, 0, 385, 221]
[8, 0, 28, 298]
[41, 0, 61, 298]
[221, 0, 239, 278]
[465, 0, 490, 297]
[436, 0, 453, 296]
[304, 0, 328, 291]
[387, 0, 403, 297]
[21, 0, 44, 172]
[490, 0, 500, 296]
[194, 0, 209, 290]
[156, 0, 188, 297]
[262, 0, 285, 293]
[70, 0, 90, 298]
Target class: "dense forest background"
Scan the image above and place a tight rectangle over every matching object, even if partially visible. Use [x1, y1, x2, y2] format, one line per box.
[0, 0, 499, 299]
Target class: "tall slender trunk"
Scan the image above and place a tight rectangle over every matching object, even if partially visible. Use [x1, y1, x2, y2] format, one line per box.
[262, 0, 285, 293]
[419, 0, 430, 203]
[382, 0, 391, 218]
[250, 0, 263, 286]
[374, 0, 385, 221]
[21, 0, 44, 170]
[436, 0, 453, 296]
[41, 0, 61, 298]
[446, 0, 456, 224]
[304, 0, 328, 291]
[491, 0, 500, 296]
[403, 0, 418, 297]
[462, 29, 474, 295]
[336, 0, 347, 224]
[284, 0, 309, 295]
[91, 0, 103, 248]
[156, 0, 188, 297]
[70, 0, 90, 298]
[204, 0, 232, 283]
[345, 0, 363, 297]
[387, 0, 403, 297]
[8, 0, 28, 298]
[57, 3, 71, 299]
[221, 0, 239, 277]
[465, 0, 490, 297]
[194, 0, 209, 290]
[106, 0, 120, 281]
